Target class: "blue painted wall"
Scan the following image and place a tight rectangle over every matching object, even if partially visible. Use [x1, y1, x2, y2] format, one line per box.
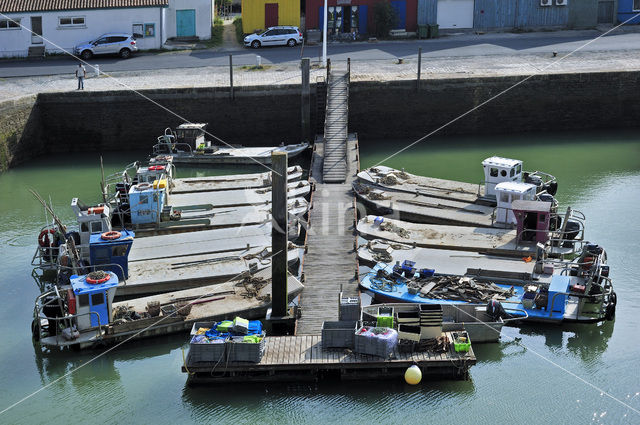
[417, 0, 437, 26]
[474, 0, 570, 29]
[619, 0, 640, 24]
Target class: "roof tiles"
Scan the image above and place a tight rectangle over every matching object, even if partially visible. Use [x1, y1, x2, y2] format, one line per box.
[0, 0, 168, 13]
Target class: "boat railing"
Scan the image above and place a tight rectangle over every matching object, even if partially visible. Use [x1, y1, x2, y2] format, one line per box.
[547, 281, 613, 318]
[502, 308, 529, 322]
[526, 170, 557, 185]
[34, 290, 104, 341]
[152, 141, 193, 156]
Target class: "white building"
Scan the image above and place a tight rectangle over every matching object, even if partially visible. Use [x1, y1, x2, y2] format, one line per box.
[0, 0, 212, 58]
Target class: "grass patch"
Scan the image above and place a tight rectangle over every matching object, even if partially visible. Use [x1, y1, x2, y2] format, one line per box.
[202, 17, 225, 48]
[233, 17, 245, 45]
[240, 65, 272, 71]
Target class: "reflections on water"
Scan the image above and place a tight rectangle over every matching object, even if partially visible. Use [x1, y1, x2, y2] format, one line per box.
[0, 132, 639, 424]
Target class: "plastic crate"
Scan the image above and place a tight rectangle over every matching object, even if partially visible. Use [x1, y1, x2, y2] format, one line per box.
[189, 339, 227, 363]
[226, 332, 266, 362]
[398, 324, 421, 342]
[354, 327, 398, 358]
[452, 331, 471, 353]
[190, 321, 215, 336]
[339, 292, 360, 321]
[322, 321, 358, 349]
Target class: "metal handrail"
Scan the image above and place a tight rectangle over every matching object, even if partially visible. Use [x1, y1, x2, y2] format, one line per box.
[547, 283, 613, 318]
[502, 308, 529, 322]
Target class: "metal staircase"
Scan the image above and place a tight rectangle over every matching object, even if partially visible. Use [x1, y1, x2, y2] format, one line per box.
[322, 70, 349, 183]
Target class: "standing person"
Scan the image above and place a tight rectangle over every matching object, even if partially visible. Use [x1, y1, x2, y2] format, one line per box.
[75, 63, 86, 90]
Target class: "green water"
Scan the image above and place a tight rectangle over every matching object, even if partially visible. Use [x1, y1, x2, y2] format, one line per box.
[1, 132, 640, 424]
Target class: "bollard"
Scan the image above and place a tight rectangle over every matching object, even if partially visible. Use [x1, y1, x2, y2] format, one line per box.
[94, 64, 100, 77]
[256, 55, 262, 67]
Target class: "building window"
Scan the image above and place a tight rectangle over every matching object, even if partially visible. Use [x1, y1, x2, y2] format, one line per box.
[132, 23, 143, 38]
[58, 16, 85, 28]
[144, 23, 155, 37]
[0, 18, 21, 30]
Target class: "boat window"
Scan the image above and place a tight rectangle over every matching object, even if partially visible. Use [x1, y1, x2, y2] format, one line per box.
[153, 193, 159, 203]
[500, 169, 507, 177]
[500, 193, 509, 203]
[490, 168, 498, 177]
[78, 294, 89, 307]
[91, 292, 104, 306]
[112, 245, 128, 257]
[81, 222, 89, 232]
[93, 247, 110, 265]
[139, 194, 149, 205]
[510, 167, 515, 177]
[90, 222, 102, 233]
[515, 164, 521, 175]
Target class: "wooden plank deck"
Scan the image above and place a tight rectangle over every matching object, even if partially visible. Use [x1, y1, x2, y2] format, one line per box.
[297, 135, 360, 335]
[183, 332, 476, 383]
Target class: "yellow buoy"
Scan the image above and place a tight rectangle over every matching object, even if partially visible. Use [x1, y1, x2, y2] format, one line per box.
[405, 365, 422, 385]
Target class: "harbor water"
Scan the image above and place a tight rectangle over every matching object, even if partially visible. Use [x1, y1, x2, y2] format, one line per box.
[1, 130, 639, 424]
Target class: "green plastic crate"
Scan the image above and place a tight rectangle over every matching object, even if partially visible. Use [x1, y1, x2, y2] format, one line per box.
[376, 315, 394, 328]
[453, 331, 471, 353]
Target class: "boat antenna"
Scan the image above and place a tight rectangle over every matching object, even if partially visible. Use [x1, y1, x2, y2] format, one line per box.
[100, 155, 107, 204]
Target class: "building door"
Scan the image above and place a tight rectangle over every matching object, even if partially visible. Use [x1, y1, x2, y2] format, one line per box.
[391, 1, 406, 29]
[265, 3, 279, 28]
[30, 16, 43, 44]
[437, 0, 474, 29]
[597, 1, 615, 24]
[176, 9, 196, 37]
[359, 5, 368, 35]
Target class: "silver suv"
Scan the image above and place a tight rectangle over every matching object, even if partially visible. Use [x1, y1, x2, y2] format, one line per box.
[244, 26, 303, 49]
[74, 33, 138, 59]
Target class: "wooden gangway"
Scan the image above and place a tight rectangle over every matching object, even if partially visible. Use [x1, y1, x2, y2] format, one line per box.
[183, 333, 475, 383]
[322, 69, 349, 183]
[296, 135, 359, 335]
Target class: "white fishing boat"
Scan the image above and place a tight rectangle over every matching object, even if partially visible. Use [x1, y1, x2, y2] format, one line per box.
[151, 124, 309, 165]
[32, 270, 303, 350]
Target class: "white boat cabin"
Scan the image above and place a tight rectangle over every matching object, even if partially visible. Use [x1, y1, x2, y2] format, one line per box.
[176, 123, 210, 151]
[482, 157, 523, 198]
[495, 182, 537, 225]
[71, 198, 112, 261]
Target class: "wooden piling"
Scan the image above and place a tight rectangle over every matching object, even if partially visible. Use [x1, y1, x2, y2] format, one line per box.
[271, 152, 288, 317]
[301, 58, 310, 141]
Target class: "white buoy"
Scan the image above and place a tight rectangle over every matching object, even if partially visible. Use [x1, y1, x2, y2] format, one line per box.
[405, 365, 422, 385]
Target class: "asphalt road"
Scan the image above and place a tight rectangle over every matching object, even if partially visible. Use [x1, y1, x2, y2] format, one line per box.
[1, 30, 639, 78]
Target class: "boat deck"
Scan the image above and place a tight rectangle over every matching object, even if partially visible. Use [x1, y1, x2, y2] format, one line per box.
[296, 135, 359, 335]
[183, 332, 475, 383]
[170, 166, 302, 194]
[357, 215, 575, 257]
[167, 180, 309, 209]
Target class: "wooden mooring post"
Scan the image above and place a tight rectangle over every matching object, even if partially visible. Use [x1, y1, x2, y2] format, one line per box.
[271, 151, 288, 318]
[301, 58, 311, 141]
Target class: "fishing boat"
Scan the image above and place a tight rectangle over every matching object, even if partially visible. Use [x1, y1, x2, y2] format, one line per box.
[32, 269, 303, 350]
[357, 209, 585, 258]
[359, 242, 615, 324]
[34, 220, 302, 298]
[151, 124, 309, 165]
[361, 302, 525, 343]
[357, 157, 557, 206]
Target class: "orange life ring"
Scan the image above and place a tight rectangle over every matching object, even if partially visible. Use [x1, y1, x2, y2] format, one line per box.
[86, 271, 111, 284]
[38, 228, 56, 247]
[148, 165, 165, 171]
[87, 206, 105, 215]
[136, 183, 152, 191]
[100, 231, 122, 240]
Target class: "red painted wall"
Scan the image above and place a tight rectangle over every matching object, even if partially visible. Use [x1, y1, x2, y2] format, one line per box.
[306, 0, 417, 33]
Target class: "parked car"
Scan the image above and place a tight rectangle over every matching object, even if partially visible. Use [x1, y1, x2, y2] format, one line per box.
[74, 33, 137, 59]
[244, 26, 303, 49]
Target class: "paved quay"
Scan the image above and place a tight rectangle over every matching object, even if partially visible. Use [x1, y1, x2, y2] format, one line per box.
[2, 44, 640, 102]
